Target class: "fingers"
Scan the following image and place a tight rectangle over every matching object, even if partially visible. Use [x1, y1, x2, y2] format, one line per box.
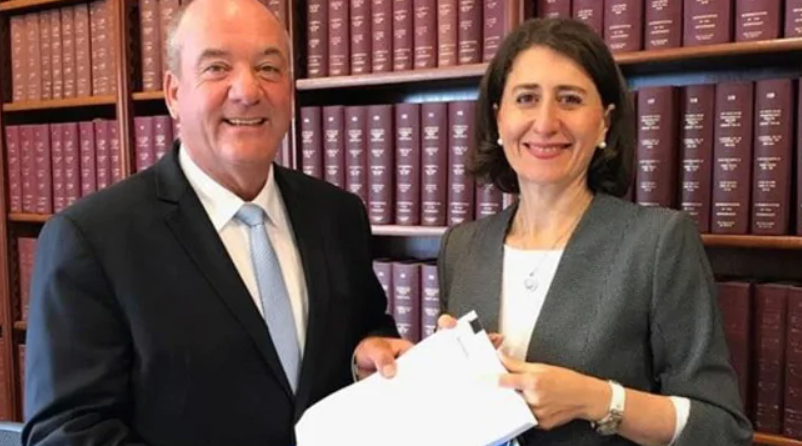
[354, 337, 412, 379]
[437, 314, 458, 330]
[488, 333, 505, 349]
[497, 349, 532, 373]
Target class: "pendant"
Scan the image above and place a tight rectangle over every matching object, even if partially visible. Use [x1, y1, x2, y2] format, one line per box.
[524, 276, 538, 292]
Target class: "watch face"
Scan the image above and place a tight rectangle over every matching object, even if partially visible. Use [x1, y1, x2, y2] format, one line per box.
[595, 411, 623, 436]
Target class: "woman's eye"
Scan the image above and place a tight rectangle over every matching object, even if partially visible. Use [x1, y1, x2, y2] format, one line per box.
[515, 93, 537, 105]
[559, 94, 584, 106]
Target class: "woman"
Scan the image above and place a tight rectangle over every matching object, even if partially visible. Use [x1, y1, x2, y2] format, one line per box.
[437, 18, 752, 446]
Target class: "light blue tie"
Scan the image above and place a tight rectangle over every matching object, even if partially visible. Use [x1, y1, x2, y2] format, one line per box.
[236, 203, 301, 392]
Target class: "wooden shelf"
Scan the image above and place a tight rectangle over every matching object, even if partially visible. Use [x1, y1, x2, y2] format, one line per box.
[13, 321, 25, 331]
[0, 0, 77, 12]
[372, 225, 448, 237]
[701, 235, 802, 249]
[754, 433, 802, 446]
[2, 95, 116, 112]
[133, 91, 165, 101]
[296, 64, 488, 90]
[8, 213, 50, 223]
[296, 38, 802, 91]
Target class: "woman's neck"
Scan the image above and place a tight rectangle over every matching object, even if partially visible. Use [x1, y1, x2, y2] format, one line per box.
[506, 183, 594, 250]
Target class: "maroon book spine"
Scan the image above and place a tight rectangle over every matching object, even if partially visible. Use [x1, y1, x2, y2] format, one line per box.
[323, 105, 346, 188]
[367, 104, 394, 224]
[94, 120, 111, 191]
[62, 123, 81, 207]
[345, 106, 368, 204]
[158, 0, 180, 73]
[153, 115, 174, 162]
[785, 287, 802, 439]
[6, 127, 22, 213]
[736, 0, 782, 41]
[51, 9, 64, 100]
[40, 12, 53, 101]
[34, 124, 53, 214]
[716, 281, 753, 410]
[457, 0, 481, 64]
[307, 0, 328, 78]
[421, 102, 448, 226]
[79, 121, 97, 196]
[683, 0, 733, 46]
[20, 126, 36, 213]
[134, 116, 154, 172]
[786, 0, 802, 37]
[421, 262, 439, 339]
[329, 0, 350, 76]
[25, 13, 41, 101]
[751, 78, 792, 235]
[18, 238, 37, 321]
[140, 0, 162, 91]
[109, 121, 122, 184]
[572, 0, 603, 35]
[74, 3, 92, 97]
[437, 0, 458, 67]
[393, 262, 421, 343]
[373, 260, 394, 314]
[645, 0, 682, 49]
[476, 182, 503, 218]
[372, 0, 393, 73]
[395, 103, 421, 225]
[604, 0, 644, 53]
[483, 0, 515, 62]
[537, 0, 572, 17]
[90, 0, 109, 96]
[712, 82, 754, 234]
[798, 79, 802, 236]
[448, 101, 475, 225]
[393, 0, 414, 71]
[753, 283, 789, 434]
[680, 84, 715, 233]
[61, 7, 77, 98]
[636, 86, 679, 208]
[414, 0, 437, 68]
[266, 0, 289, 27]
[300, 107, 324, 179]
[11, 16, 26, 102]
[51, 124, 66, 213]
[351, 0, 372, 74]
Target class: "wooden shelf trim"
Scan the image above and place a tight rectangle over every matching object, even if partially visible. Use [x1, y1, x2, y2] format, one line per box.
[2, 95, 116, 112]
[296, 38, 802, 90]
[754, 432, 802, 446]
[700, 235, 802, 249]
[0, 0, 73, 12]
[13, 321, 25, 331]
[371, 225, 448, 237]
[133, 91, 165, 101]
[8, 213, 50, 223]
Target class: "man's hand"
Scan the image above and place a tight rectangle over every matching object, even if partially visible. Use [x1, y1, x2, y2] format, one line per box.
[353, 336, 413, 380]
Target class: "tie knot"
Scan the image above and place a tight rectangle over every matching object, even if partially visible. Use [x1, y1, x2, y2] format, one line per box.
[235, 203, 266, 227]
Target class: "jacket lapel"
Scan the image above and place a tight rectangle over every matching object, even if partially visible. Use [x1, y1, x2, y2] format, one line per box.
[525, 194, 628, 371]
[156, 144, 295, 400]
[272, 168, 332, 417]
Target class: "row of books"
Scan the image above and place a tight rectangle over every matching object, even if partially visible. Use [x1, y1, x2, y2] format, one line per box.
[137, 0, 289, 92]
[374, 259, 439, 343]
[538, 0, 802, 52]
[305, 0, 513, 78]
[717, 281, 802, 439]
[634, 78, 802, 236]
[299, 100, 511, 227]
[9, 0, 118, 103]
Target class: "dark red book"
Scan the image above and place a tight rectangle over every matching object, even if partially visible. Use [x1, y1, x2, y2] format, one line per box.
[109, 121, 122, 184]
[753, 283, 789, 434]
[421, 102, 448, 226]
[421, 262, 439, 339]
[645, 0, 682, 49]
[154, 115, 174, 162]
[393, 262, 421, 343]
[61, 6, 77, 98]
[329, 0, 350, 76]
[636, 86, 679, 209]
[784, 286, 802, 439]
[395, 103, 421, 225]
[716, 280, 753, 411]
[483, 0, 517, 61]
[367, 104, 395, 224]
[437, 0, 458, 67]
[448, 101, 476, 225]
[134, 116, 154, 172]
[351, 0, 372, 74]
[679, 84, 715, 233]
[684, 0, 733, 46]
[413, 0, 437, 68]
[537, 0, 572, 18]
[476, 182, 503, 218]
[74, 3, 92, 97]
[18, 238, 38, 322]
[457, 0, 482, 64]
[572, 0, 603, 35]
[736, 0, 782, 41]
[79, 121, 97, 196]
[372, 0, 393, 72]
[10, 16, 26, 102]
[51, 9, 64, 100]
[25, 13, 41, 101]
[94, 119, 111, 191]
[20, 125, 36, 214]
[323, 105, 346, 188]
[140, 0, 162, 91]
[345, 106, 368, 204]
[307, 0, 328, 78]
[393, 0, 414, 71]
[34, 124, 53, 214]
[300, 107, 324, 179]
[373, 260, 394, 314]
[604, 0, 644, 53]
[62, 123, 81, 207]
[785, 0, 802, 37]
[51, 123, 66, 212]
[6, 126, 22, 213]
[40, 11, 53, 100]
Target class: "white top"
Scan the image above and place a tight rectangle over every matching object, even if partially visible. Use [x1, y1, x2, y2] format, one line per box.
[179, 146, 309, 352]
[500, 245, 689, 445]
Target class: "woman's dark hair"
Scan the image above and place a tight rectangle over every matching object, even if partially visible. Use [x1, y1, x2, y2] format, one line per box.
[472, 17, 635, 197]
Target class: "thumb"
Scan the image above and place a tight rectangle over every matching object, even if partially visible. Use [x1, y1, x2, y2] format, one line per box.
[437, 314, 458, 330]
[497, 348, 528, 373]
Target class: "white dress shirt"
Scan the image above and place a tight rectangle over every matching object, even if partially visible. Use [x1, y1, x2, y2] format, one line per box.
[501, 245, 689, 445]
[179, 146, 309, 352]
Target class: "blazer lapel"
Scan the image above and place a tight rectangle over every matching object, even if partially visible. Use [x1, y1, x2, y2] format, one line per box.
[525, 194, 627, 371]
[156, 145, 295, 400]
[272, 168, 331, 416]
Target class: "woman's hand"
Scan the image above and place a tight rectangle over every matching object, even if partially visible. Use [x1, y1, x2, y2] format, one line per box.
[437, 314, 505, 349]
[497, 351, 610, 430]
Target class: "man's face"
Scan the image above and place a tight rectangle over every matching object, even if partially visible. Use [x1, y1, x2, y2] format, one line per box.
[165, 0, 292, 179]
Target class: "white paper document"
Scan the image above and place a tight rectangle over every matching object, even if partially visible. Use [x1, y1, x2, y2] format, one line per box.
[294, 311, 536, 446]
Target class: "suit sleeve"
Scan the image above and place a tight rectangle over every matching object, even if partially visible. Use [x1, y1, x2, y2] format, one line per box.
[23, 215, 149, 446]
[649, 212, 752, 446]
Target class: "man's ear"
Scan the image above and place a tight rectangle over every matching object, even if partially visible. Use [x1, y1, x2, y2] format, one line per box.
[163, 71, 180, 120]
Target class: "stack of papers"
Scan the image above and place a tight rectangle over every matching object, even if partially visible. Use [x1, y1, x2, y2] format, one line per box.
[295, 311, 536, 446]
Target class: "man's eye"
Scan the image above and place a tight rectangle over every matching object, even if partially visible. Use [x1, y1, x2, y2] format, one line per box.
[204, 64, 227, 73]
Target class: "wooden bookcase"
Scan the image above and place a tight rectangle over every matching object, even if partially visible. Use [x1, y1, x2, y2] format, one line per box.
[0, 0, 799, 445]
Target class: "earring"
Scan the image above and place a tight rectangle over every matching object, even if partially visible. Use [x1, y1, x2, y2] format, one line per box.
[497, 137, 503, 146]
[597, 141, 607, 150]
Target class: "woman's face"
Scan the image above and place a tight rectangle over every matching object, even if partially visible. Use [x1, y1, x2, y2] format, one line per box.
[496, 45, 611, 194]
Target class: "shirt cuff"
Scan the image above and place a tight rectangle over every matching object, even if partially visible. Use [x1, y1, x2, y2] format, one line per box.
[668, 396, 691, 445]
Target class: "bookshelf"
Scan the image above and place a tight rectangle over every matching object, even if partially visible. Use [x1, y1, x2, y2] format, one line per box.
[0, 0, 798, 445]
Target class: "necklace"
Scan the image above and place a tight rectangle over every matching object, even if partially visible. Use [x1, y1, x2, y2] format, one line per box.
[519, 207, 587, 293]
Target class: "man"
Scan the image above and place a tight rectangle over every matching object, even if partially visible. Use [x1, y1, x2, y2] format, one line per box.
[23, 0, 410, 444]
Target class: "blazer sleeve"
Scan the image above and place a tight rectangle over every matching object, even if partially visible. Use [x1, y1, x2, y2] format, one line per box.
[23, 215, 149, 446]
[649, 212, 752, 445]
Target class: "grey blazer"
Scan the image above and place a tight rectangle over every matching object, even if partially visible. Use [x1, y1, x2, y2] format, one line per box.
[438, 193, 752, 446]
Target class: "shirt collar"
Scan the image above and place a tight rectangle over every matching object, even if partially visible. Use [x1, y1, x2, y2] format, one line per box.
[178, 143, 281, 232]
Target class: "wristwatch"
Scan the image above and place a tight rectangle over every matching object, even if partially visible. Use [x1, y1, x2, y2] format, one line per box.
[591, 380, 625, 435]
